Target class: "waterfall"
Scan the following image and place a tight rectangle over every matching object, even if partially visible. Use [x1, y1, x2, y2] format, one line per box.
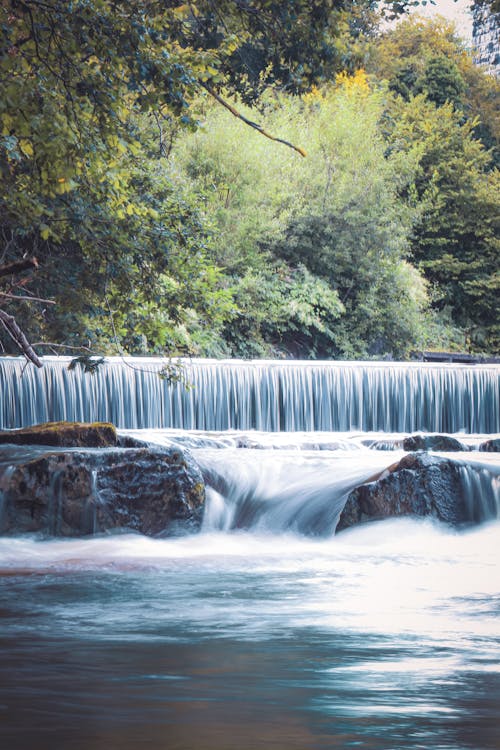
[458, 463, 500, 523]
[197, 447, 397, 535]
[1, 356, 499, 433]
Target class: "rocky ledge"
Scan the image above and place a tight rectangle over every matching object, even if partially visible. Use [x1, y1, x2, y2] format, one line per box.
[401, 434, 500, 453]
[402, 434, 468, 452]
[479, 438, 500, 452]
[0, 441, 205, 537]
[0, 421, 118, 448]
[337, 452, 486, 532]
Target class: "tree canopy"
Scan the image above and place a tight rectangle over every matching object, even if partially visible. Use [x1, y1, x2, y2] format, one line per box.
[0, 0, 404, 361]
[1, 2, 498, 361]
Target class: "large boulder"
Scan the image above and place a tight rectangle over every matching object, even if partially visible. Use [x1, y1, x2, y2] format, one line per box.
[0, 421, 117, 448]
[402, 434, 468, 452]
[337, 452, 471, 532]
[0, 445, 205, 537]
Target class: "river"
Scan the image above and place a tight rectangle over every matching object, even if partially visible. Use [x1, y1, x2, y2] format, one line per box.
[1, 517, 499, 750]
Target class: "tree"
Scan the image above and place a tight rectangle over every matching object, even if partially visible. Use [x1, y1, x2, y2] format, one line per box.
[176, 73, 433, 359]
[0, 0, 417, 362]
[369, 15, 500, 164]
[386, 94, 500, 352]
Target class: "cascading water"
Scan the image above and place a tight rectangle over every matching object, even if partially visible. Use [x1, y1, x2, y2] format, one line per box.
[1, 356, 500, 750]
[120, 428, 500, 534]
[1, 356, 499, 432]
[205, 450, 500, 534]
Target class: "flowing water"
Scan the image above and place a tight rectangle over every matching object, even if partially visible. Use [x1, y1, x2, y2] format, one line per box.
[1, 519, 499, 750]
[1, 357, 499, 432]
[0, 358, 499, 749]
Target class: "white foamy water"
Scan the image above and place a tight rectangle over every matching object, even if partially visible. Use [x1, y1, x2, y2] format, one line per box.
[1, 518, 499, 641]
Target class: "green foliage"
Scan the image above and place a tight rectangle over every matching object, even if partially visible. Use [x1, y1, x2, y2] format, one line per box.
[370, 15, 500, 164]
[68, 356, 106, 375]
[176, 77, 433, 359]
[417, 55, 466, 109]
[369, 17, 500, 354]
[1, 1, 497, 362]
[0, 0, 243, 355]
[222, 264, 345, 358]
[386, 93, 499, 352]
[0, 0, 408, 361]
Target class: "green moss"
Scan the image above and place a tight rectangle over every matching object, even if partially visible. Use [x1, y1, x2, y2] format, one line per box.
[0, 421, 117, 448]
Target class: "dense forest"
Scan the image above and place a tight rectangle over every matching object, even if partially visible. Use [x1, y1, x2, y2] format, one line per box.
[1, 0, 499, 363]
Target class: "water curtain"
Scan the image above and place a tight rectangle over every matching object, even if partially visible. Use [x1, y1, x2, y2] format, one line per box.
[1, 357, 498, 433]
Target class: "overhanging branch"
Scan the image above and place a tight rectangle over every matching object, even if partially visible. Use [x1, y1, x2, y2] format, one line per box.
[0, 257, 39, 278]
[202, 83, 307, 158]
[0, 309, 43, 367]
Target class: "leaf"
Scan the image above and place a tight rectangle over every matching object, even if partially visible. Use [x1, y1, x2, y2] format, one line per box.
[19, 139, 34, 157]
[68, 355, 105, 374]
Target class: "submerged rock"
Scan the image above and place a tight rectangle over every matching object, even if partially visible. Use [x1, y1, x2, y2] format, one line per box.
[0, 421, 117, 448]
[337, 452, 471, 532]
[402, 434, 468, 452]
[0, 446, 205, 537]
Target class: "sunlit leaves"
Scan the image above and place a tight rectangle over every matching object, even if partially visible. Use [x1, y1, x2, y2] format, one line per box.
[176, 80, 430, 359]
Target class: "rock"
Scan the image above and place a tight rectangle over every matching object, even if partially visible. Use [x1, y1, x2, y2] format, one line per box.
[337, 452, 468, 532]
[478, 438, 500, 452]
[402, 434, 468, 452]
[117, 434, 152, 449]
[0, 446, 205, 537]
[0, 421, 117, 448]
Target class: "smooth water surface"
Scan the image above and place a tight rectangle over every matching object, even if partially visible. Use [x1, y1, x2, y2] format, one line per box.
[1, 520, 499, 750]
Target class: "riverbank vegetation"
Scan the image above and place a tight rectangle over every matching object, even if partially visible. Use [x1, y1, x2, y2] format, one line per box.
[1, 1, 498, 361]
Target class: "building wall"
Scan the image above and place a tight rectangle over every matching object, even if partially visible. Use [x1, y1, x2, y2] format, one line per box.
[472, 5, 500, 74]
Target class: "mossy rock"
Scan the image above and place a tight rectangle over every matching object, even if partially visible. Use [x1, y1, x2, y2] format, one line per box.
[0, 421, 117, 448]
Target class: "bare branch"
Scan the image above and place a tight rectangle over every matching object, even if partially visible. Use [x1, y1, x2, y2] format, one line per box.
[0, 257, 39, 279]
[0, 309, 43, 367]
[201, 83, 307, 158]
[0, 292, 55, 304]
[31, 342, 94, 351]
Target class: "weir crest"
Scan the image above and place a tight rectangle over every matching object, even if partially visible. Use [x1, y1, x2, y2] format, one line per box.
[1, 356, 499, 433]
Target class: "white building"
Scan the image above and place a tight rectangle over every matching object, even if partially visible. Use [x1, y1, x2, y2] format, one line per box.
[472, 3, 500, 74]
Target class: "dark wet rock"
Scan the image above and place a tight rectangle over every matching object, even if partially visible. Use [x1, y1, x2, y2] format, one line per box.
[117, 434, 152, 449]
[479, 438, 500, 452]
[0, 446, 205, 537]
[402, 434, 468, 452]
[337, 452, 469, 532]
[0, 421, 117, 448]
